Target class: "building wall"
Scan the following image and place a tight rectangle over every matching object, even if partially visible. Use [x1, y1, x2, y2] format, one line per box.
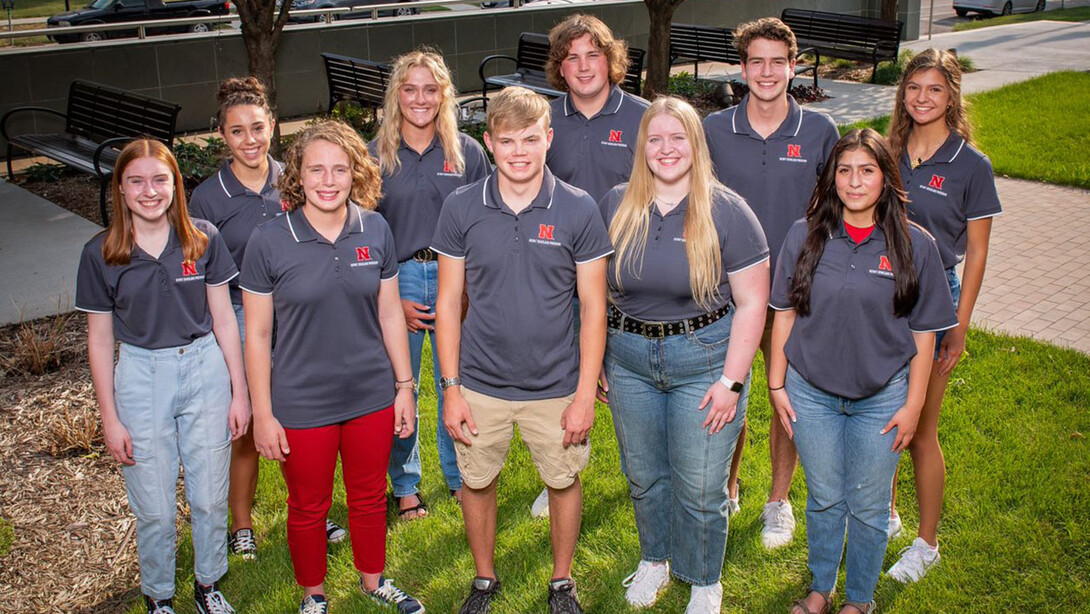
[0, 0, 919, 155]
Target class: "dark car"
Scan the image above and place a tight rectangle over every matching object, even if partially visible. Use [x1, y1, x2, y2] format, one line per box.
[286, 0, 418, 23]
[47, 0, 231, 43]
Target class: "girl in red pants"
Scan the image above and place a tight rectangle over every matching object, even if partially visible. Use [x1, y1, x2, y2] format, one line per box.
[240, 120, 423, 614]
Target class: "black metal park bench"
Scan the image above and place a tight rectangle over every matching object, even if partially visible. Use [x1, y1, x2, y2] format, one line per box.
[780, 8, 904, 83]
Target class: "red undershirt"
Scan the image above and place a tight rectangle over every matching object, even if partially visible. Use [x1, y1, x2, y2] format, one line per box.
[844, 221, 875, 244]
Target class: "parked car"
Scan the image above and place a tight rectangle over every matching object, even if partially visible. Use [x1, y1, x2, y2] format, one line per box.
[953, 0, 1045, 17]
[481, 0, 573, 7]
[286, 0, 418, 23]
[46, 0, 231, 43]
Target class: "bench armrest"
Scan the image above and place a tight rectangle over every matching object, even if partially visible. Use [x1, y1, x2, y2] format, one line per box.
[93, 136, 132, 178]
[478, 54, 519, 83]
[1, 106, 68, 142]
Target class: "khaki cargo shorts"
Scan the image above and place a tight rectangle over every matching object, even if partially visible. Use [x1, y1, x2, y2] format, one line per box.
[454, 387, 591, 490]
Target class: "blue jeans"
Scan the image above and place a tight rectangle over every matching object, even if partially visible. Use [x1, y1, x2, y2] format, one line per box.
[787, 364, 908, 603]
[114, 333, 232, 600]
[934, 267, 961, 358]
[232, 301, 246, 343]
[604, 313, 748, 586]
[389, 259, 461, 494]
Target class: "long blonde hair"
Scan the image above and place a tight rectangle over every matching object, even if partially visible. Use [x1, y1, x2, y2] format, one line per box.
[375, 49, 464, 176]
[610, 97, 723, 311]
[888, 48, 973, 157]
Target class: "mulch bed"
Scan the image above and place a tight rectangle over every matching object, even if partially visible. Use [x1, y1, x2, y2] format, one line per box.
[13, 174, 107, 228]
[0, 315, 152, 613]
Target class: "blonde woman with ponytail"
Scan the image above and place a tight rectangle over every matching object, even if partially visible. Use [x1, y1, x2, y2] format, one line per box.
[598, 97, 769, 614]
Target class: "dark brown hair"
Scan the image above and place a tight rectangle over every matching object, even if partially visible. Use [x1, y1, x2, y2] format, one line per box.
[216, 77, 273, 129]
[789, 129, 919, 318]
[733, 17, 798, 63]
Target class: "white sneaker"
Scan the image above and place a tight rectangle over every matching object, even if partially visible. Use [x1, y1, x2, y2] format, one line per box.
[727, 497, 741, 516]
[887, 537, 940, 583]
[760, 501, 796, 550]
[531, 488, 550, 518]
[621, 560, 670, 608]
[684, 582, 721, 614]
[887, 511, 903, 540]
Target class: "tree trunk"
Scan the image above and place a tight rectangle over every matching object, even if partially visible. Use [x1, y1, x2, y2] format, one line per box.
[881, 0, 899, 22]
[235, 0, 291, 155]
[642, 0, 686, 99]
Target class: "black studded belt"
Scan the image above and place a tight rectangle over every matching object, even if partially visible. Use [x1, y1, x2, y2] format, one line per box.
[608, 303, 731, 339]
[409, 247, 437, 262]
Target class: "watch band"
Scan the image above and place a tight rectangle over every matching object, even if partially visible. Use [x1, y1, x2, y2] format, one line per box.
[440, 376, 461, 391]
[719, 374, 744, 393]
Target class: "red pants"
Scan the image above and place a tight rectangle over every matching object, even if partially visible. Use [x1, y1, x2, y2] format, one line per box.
[281, 407, 393, 587]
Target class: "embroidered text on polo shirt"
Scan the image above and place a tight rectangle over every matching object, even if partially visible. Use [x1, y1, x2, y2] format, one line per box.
[779, 143, 808, 163]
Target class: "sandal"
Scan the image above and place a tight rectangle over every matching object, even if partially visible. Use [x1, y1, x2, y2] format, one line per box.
[838, 602, 877, 614]
[790, 590, 832, 614]
[396, 493, 428, 521]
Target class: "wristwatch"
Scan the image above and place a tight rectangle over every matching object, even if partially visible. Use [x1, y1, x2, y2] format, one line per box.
[718, 375, 744, 393]
[440, 376, 462, 391]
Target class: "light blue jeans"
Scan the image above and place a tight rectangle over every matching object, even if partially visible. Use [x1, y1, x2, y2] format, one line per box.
[604, 313, 748, 586]
[114, 333, 232, 600]
[389, 259, 461, 494]
[787, 364, 908, 603]
[934, 267, 961, 358]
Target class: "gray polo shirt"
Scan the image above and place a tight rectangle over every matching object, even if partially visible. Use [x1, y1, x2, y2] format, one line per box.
[899, 133, 1002, 270]
[369, 133, 492, 262]
[240, 205, 399, 428]
[599, 184, 769, 321]
[431, 168, 613, 401]
[546, 85, 650, 203]
[188, 156, 286, 305]
[770, 220, 958, 399]
[704, 95, 839, 272]
[75, 219, 238, 349]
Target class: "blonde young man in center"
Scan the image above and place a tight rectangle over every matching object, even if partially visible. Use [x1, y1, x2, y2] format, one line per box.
[432, 87, 612, 614]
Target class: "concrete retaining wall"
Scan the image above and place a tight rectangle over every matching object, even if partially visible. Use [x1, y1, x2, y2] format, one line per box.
[0, 0, 918, 155]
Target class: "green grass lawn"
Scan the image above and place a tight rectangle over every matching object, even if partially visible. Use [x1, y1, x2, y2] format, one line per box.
[6, 0, 78, 19]
[124, 329, 1090, 613]
[953, 6, 1090, 31]
[842, 71, 1090, 189]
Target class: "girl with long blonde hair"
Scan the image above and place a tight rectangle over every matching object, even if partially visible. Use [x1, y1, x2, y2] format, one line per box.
[599, 97, 769, 613]
[370, 49, 491, 515]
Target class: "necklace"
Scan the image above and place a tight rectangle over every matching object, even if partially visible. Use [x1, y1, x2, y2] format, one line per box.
[908, 134, 946, 170]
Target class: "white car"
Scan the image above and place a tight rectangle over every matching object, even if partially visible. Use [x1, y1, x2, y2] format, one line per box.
[953, 0, 1045, 17]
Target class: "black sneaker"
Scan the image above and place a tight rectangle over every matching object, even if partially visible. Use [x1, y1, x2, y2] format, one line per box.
[144, 596, 176, 614]
[548, 578, 583, 614]
[228, 528, 257, 560]
[459, 576, 501, 614]
[299, 594, 329, 614]
[194, 580, 236, 614]
[367, 576, 425, 614]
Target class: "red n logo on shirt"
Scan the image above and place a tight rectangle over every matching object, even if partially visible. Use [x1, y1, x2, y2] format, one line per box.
[929, 174, 946, 190]
[538, 224, 555, 240]
[786, 144, 802, 158]
[181, 261, 198, 276]
[608, 130, 623, 143]
[878, 255, 892, 271]
[280, 199, 290, 212]
[443, 161, 455, 173]
[356, 247, 371, 261]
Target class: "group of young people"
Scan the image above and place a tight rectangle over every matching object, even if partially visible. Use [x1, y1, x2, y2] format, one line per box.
[75, 11, 1000, 614]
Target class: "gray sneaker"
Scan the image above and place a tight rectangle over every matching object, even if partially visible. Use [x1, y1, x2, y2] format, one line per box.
[459, 576, 501, 614]
[548, 578, 583, 614]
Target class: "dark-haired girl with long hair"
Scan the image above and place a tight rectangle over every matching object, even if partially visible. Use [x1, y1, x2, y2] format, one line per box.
[885, 49, 1002, 583]
[767, 130, 956, 614]
[77, 139, 248, 614]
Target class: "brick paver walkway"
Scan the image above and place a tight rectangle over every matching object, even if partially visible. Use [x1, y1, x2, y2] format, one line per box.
[973, 178, 1090, 353]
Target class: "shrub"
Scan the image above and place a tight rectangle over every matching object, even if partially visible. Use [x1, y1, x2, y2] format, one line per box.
[23, 162, 65, 183]
[325, 102, 379, 141]
[45, 395, 103, 457]
[174, 137, 228, 187]
[874, 49, 917, 85]
[0, 310, 74, 377]
[668, 71, 715, 98]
